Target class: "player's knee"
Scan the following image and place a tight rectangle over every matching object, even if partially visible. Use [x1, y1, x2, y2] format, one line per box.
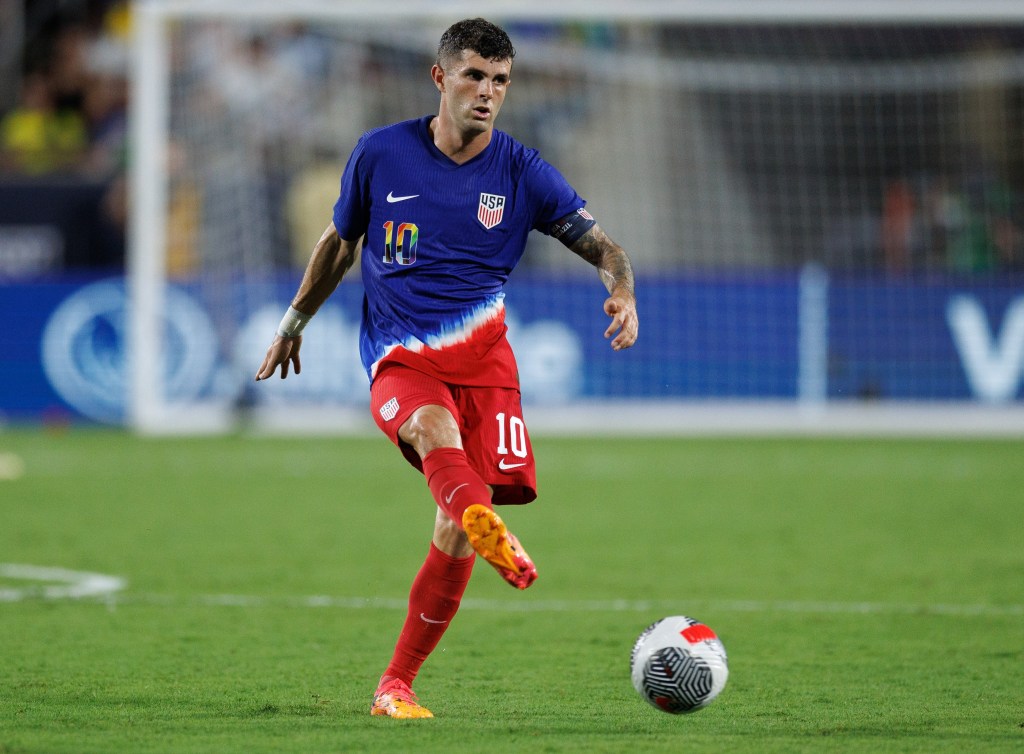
[400, 405, 461, 456]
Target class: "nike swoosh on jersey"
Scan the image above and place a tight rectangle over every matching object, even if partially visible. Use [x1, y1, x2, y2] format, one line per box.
[419, 613, 448, 624]
[498, 459, 527, 470]
[386, 191, 419, 203]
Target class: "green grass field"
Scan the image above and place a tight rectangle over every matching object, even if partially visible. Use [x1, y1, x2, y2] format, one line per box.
[1, 428, 1022, 753]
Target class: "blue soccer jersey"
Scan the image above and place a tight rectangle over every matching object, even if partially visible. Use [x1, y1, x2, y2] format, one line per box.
[333, 115, 586, 382]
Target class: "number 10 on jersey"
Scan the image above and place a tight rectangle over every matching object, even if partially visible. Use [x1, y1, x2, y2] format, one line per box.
[382, 221, 418, 265]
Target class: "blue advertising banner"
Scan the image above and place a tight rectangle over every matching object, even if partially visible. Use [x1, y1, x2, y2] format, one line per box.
[2, 276, 110, 422]
[828, 279, 1024, 401]
[1, 272, 1021, 424]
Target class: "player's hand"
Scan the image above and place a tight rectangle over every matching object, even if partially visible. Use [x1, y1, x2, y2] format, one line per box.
[604, 292, 638, 351]
[255, 335, 302, 381]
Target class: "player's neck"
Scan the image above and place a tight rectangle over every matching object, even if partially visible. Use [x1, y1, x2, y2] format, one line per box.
[429, 116, 492, 165]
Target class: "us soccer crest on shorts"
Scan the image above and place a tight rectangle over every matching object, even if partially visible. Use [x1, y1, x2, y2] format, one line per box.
[380, 397, 399, 421]
[478, 193, 505, 229]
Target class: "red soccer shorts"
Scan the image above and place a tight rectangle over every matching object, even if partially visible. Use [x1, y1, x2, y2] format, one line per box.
[370, 362, 537, 506]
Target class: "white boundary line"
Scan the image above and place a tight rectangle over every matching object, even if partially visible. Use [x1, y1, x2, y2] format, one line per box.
[0, 564, 126, 602]
[2, 565, 1019, 618]
[184, 595, 1024, 618]
[190, 595, 1024, 618]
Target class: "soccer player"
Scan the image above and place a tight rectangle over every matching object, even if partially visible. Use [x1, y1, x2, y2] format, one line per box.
[255, 18, 638, 718]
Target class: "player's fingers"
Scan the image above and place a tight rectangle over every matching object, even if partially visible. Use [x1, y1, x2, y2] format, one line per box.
[292, 352, 302, 375]
[255, 352, 276, 381]
[604, 314, 623, 340]
[611, 312, 638, 350]
[603, 297, 623, 339]
[612, 327, 636, 350]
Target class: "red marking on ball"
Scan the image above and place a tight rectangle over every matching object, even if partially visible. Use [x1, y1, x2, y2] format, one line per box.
[681, 623, 717, 644]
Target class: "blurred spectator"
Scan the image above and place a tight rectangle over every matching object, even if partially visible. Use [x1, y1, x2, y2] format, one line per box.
[286, 152, 345, 267]
[880, 178, 917, 276]
[947, 162, 1014, 274]
[82, 35, 129, 178]
[919, 175, 965, 272]
[878, 166, 1023, 277]
[47, 24, 90, 117]
[165, 141, 202, 278]
[0, 71, 87, 174]
[277, 22, 332, 82]
[206, 31, 309, 147]
[991, 211, 1024, 271]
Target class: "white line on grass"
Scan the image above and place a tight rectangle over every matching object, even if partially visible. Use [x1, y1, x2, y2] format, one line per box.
[61, 590, 1024, 617]
[0, 563, 126, 602]
[3, 564, 1020, 617]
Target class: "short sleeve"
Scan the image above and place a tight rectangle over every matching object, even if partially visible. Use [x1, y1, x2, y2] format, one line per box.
[332, 137, 371, 241]
[523, 152, 586, 234]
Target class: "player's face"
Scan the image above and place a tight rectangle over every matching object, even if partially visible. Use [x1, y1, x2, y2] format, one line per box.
[433, 51, 511, 136]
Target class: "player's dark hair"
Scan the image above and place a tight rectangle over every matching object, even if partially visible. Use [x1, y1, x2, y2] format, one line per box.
[437, 18, 515, 67]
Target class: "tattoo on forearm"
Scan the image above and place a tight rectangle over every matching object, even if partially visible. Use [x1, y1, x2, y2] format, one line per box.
[571, 230, 603, 267]
[571, 225, 635, 296]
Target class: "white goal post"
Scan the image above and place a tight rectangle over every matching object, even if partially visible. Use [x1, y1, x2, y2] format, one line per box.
[128, 0, 1024, 436]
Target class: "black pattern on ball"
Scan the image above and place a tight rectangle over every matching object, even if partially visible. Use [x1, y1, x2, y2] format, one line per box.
[641, 646, 714, 713]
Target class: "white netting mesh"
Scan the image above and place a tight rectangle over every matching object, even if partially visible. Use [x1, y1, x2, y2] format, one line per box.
[164, 20, 1024, 276]
[132, 11, 1024, 430]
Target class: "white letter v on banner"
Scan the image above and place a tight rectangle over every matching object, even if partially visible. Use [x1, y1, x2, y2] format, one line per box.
[947, 295, 1024, 402]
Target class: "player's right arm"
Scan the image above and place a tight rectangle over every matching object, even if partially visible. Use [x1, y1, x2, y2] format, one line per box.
[254, 222, 359, 381]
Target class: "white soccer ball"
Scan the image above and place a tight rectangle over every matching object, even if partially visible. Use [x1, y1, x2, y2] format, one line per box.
[630, 616, 729, 714]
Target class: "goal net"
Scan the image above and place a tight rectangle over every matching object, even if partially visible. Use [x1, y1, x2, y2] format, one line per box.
[128, 1, 1024, 434]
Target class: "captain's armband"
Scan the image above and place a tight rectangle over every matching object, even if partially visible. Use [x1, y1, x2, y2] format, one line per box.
[550, 208, 597, 248]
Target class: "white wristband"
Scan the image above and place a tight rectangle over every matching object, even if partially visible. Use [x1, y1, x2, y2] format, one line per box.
[277, 305, 312, 338]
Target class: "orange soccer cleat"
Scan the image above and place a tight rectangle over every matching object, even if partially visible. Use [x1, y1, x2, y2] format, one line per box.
[462, 504, 538, 590]
[370, 676, 433, 719]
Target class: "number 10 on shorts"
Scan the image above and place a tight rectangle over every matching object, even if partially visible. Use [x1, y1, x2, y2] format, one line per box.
[495, 412, 528, 458]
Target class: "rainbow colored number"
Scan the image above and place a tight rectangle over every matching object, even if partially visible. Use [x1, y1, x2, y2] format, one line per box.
[382, 221, 418, 265]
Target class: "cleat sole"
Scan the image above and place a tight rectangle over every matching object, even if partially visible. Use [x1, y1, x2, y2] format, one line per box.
[462, 504, 518, 571]
[370, 699, 434, 719]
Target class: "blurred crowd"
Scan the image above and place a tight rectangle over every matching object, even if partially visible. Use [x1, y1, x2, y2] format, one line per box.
[879, 168, 1024, 275]
[2, 5, 1023, 279]
[0, 0, 130, 269]
[1, 1, 129, 177]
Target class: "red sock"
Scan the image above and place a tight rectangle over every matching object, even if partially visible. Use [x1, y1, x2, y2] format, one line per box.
[383, 543, 475, 685]
[422, 447, 491, 527]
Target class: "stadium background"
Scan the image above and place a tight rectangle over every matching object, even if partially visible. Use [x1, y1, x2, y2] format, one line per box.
[2, 5, 1022, 753]
[1, 1, 1023, 430]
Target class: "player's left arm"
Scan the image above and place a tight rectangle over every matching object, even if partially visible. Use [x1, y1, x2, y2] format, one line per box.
[569, 224, 639, 351]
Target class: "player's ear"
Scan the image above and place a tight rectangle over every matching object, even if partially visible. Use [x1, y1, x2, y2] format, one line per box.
[431, 64, 445, 93]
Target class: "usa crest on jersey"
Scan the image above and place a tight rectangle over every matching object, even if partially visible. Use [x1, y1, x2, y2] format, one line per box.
[478, 193, 506, 229]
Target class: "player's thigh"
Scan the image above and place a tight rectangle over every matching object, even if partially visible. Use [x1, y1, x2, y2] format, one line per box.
[370, 364, 459, 470]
